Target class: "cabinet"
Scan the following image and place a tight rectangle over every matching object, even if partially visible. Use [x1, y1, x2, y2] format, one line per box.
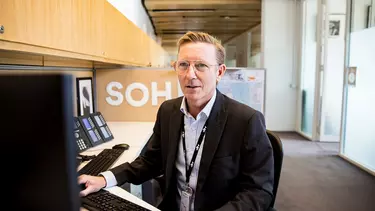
[0, 0, 167, 67]
[0, 0, 73, 51]
[103, 2, 133, 64]
[70, 0, 104, 57]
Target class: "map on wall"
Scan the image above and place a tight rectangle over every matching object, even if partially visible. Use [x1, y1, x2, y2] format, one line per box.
[217, 68, 265, 114]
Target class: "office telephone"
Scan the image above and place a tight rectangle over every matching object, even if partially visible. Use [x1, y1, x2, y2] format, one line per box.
[77, 115, 105, 147]
[73, 117, 92, 152]
[90, 112, 114, 142]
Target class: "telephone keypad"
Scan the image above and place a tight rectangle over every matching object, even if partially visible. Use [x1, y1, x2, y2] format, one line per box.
[77, 139, 87, 150]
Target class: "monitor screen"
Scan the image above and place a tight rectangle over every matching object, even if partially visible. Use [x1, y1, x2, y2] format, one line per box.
[82, 118, 92, 130]
[1, 74, 80, 211]
[94, 115, 103, 126]
[100, 127, 110, 138]
[88, 130, 98, 142]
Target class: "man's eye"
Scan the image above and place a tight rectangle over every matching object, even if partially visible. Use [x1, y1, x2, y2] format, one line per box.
[179, 62, 189, 67]
[196, 63, 208, 68]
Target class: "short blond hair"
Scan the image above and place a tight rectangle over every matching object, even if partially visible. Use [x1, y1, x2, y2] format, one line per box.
[177, 31, 225, 65]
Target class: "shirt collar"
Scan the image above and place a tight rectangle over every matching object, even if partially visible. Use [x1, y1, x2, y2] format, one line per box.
[180, 89, 217, 120]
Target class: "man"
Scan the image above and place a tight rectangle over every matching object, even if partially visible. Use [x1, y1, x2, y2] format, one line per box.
[79, 31, 274, 211]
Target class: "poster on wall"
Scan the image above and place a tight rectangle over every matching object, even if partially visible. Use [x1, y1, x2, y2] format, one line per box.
[328, 14, 345, 39]
[77, 77, 95, 116]
[217, 68, 266, 114]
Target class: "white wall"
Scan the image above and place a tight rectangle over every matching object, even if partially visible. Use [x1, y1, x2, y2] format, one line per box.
[107, 0, 156, 40]
[262, 0, 298, 131]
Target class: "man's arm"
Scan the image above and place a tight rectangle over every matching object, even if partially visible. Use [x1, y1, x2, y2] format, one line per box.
[216, 111, 274, 211]
[104, 102, 165, 186]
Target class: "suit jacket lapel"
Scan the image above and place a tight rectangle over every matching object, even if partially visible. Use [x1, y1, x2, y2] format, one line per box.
[196, 91, 228, 194]
[165, 98, 183, 191]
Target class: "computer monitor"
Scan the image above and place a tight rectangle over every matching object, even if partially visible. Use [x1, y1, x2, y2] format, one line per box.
[0, 74, 80, 211]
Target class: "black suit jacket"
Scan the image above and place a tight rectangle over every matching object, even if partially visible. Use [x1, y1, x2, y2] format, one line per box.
[110, 90, 274, 211]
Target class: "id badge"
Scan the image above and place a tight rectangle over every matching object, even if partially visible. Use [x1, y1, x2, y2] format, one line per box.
[180, 185, 193, 211]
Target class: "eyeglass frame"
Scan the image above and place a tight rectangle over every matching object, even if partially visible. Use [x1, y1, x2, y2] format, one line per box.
[172, 60, 222, 74]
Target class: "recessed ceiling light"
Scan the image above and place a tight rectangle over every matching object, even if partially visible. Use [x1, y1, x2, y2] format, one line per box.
[224, 16, 231, 20]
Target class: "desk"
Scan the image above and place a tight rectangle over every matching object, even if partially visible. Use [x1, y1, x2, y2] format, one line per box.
[78, 121, 159, 211]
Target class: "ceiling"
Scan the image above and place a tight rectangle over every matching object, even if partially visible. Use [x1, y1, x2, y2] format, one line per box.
[143, 0, 262, 51]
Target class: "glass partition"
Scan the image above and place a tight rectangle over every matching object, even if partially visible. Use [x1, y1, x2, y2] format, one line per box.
[341, 0, 375, 173]
[299, 0, 319, 138]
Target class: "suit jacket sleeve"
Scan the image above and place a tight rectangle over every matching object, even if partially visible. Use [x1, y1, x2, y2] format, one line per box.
[108, 102, 164, 185]
[216, 111, 274, 211]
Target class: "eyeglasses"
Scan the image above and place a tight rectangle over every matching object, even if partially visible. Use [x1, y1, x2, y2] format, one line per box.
[173, 60, 219, 73]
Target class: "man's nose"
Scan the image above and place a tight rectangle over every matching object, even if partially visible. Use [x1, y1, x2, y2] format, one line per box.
[186, 64, 197, 79]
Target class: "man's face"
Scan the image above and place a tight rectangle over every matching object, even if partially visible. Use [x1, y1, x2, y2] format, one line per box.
[176, 42, 226, 105]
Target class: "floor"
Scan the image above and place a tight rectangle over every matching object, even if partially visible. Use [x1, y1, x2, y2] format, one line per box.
[274, 132, 375, 211]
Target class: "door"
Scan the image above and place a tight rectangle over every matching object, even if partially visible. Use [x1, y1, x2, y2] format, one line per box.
[340, 0, 375, 173]
[297, 0, 325, 141]
[318, 2, 347, 142]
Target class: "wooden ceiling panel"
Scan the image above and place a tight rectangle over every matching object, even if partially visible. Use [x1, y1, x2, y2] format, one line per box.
[155, 22, 259, 28]
[143, 0, 262, 49]
[161, 34, 238, 40]
[146, 4, 260, 10]
[153, 18, 261, 24]
[157, 30, 246, 35]
[145, 0, 260, 9]
[148, 10, 261, 17]
[161, 34, 235, 43]
[157, 26, 250, 31]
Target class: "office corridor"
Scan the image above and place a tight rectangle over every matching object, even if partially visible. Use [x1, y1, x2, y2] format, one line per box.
[274, 132, 375, 211]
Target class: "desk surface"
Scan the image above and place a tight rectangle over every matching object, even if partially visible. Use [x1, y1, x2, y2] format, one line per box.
[79, 121, 154, 168]
[79, 121, 159, 211]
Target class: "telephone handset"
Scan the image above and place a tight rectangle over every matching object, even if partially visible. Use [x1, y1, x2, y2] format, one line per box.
[74, 117, 92, 152]
[77, 115, 105, 147]
[90, 112, 114, 142]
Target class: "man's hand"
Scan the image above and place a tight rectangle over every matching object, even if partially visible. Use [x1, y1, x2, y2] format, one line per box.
[78, 174, 107, 197]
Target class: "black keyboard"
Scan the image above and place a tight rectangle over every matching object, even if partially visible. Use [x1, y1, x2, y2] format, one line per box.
[78, 148, 125, 176]
[81, 189, 151, 211]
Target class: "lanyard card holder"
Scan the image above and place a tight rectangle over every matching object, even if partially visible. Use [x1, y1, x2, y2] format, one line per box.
[180, 185, 193, 211]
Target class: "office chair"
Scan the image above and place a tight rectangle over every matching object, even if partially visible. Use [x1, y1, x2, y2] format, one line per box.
[266, 129, 284, 210]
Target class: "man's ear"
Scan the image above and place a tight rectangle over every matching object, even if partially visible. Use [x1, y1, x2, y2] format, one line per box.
[216, 64, 227, 83]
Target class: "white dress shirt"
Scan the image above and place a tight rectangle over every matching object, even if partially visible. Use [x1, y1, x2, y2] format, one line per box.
[176, 90, 216, 211]
[100, 90, 217, 211]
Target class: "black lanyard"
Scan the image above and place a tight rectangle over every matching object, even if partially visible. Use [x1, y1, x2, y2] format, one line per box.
[181, 118, 209, 185]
